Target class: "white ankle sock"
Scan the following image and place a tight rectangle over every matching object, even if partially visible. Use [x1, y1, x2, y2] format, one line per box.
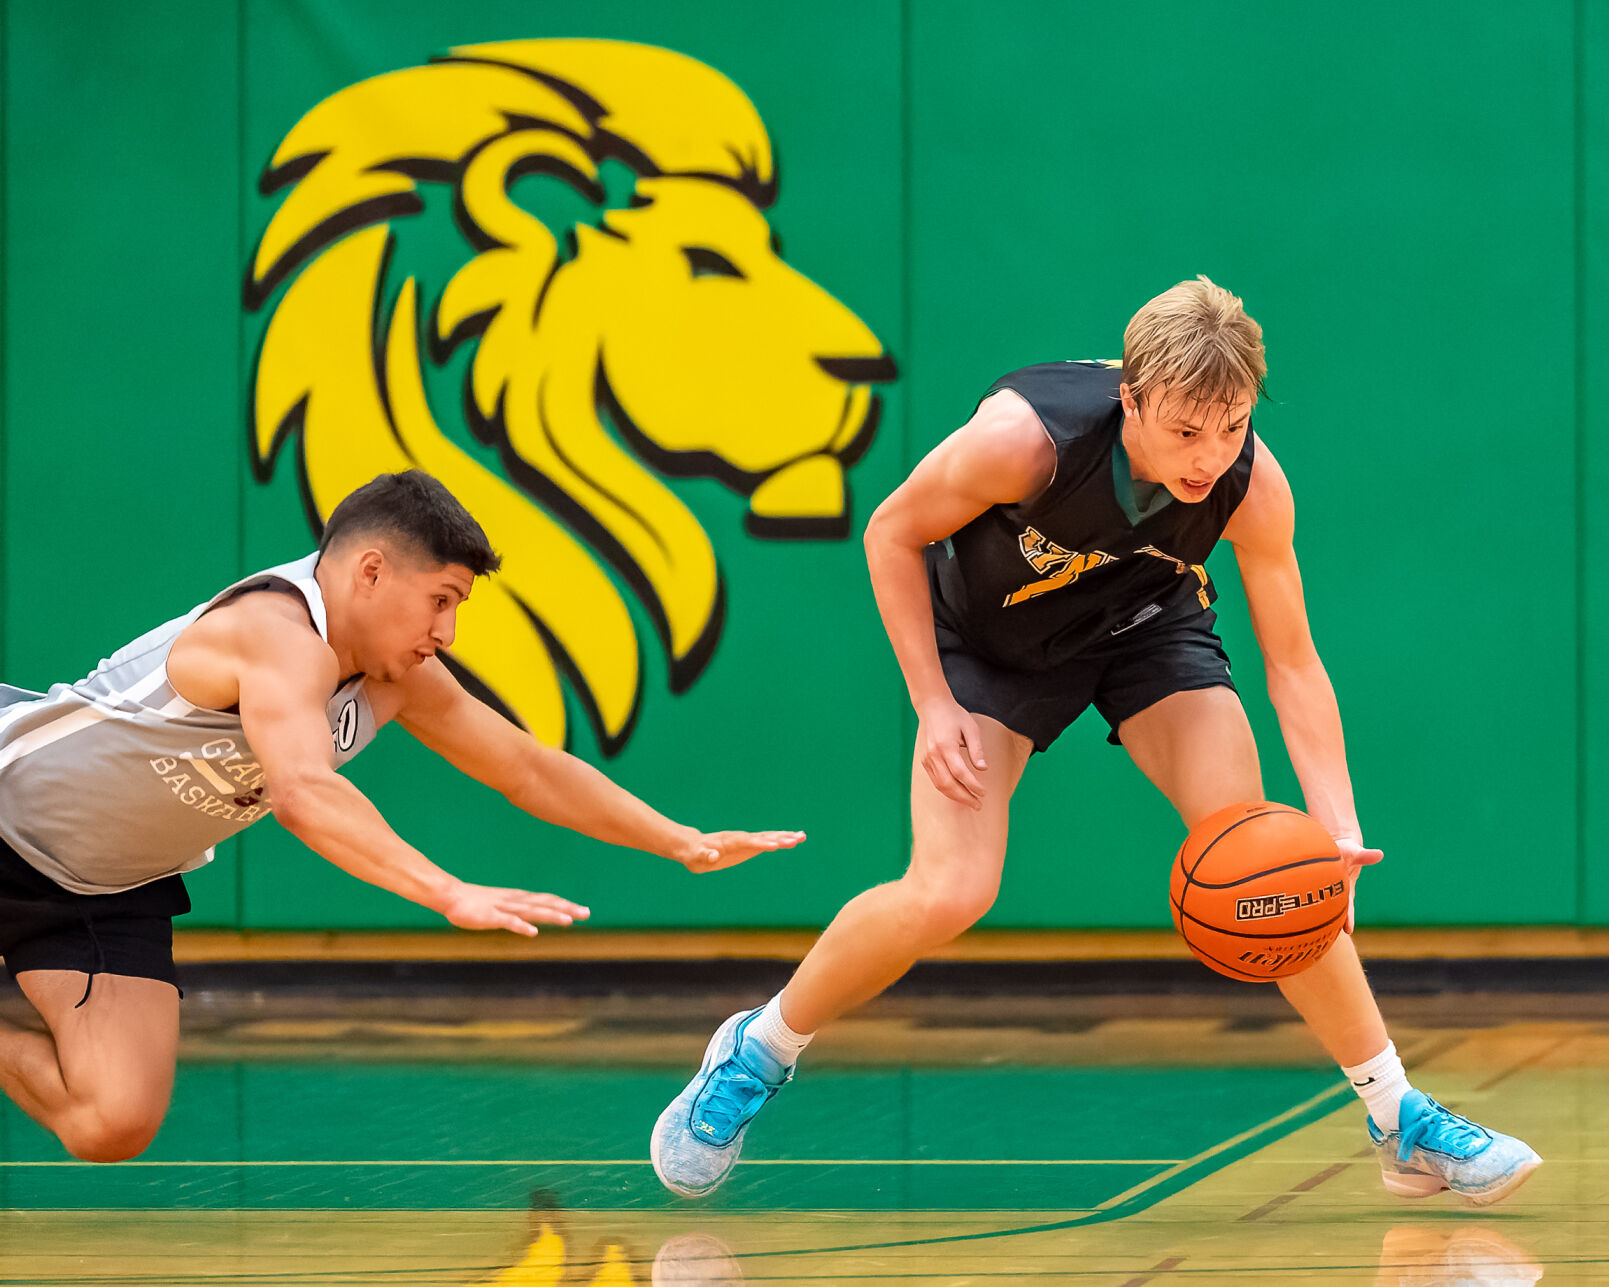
[1342, 1041, 1411, 1132]
[744, 993, 814, 1069]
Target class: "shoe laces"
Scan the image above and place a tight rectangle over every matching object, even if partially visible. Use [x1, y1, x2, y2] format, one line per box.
[695, 1056, 780, 1144]
[1397, 1097, 1488, 1163]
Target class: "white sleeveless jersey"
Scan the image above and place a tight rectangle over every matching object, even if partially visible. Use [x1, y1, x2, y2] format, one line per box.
[0, 554, 378, 894]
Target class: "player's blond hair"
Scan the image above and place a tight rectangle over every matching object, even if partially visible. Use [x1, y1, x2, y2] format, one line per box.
[1122, 275, 1266, 409]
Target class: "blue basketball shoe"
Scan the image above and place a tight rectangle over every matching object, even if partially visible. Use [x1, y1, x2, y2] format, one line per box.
[651, 1008, 792, 1198]
[1368, 1088, 1541, 1205]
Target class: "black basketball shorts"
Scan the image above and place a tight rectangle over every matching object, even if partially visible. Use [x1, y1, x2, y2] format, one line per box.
[936, 609, 1238, 754]
[0, 834, 190, 990]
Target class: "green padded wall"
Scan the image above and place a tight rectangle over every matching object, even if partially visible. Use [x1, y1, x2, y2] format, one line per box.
[0, 1, 1598, 930]
[1583, 0, 1609, 924]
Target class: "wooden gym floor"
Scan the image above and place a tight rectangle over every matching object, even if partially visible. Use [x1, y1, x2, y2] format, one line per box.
[0, 955, 1603, 1286]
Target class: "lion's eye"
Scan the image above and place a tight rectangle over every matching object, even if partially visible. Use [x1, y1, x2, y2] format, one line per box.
[683, 247, 745, 280]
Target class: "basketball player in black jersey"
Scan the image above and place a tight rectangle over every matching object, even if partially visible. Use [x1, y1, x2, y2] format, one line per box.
[652, 276, 1540, 1205]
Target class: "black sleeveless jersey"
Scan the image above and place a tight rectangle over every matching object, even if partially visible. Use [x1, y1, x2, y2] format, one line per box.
[927, 361, 1255, 672]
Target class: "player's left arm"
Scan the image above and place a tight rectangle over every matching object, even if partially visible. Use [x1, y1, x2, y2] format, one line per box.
[390, 658, 804, 874]
[1223, 437, 1383, 911]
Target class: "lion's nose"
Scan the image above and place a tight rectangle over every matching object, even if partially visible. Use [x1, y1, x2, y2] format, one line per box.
[816, 354, 898, 384]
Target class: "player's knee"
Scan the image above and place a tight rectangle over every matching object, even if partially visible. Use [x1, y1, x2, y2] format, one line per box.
[58, 1100, 165, 1163]
[60, 1120, 159, 1164]
[910, 879, 998, 944]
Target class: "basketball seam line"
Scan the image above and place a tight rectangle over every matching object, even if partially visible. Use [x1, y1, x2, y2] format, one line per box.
[1183, 853, 1343, 891]
[1171, 896, 1273, 981]
[1180, 807, 1299, 883]
[1170, 911, 1267, 981]
[1172, 921, 1295, 981]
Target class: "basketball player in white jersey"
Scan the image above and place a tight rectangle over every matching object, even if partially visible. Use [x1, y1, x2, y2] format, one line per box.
[0, 471, 803, 1163]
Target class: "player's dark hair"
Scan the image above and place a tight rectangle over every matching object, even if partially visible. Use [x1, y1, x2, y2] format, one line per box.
[319, 471, 502, 576]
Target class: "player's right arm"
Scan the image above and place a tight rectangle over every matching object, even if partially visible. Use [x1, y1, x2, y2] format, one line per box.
[864, 388, 1056, 808]
[209, 595, 586, 937]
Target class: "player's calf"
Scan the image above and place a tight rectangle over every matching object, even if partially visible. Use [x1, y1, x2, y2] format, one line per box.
[10, 971, 180, 1163]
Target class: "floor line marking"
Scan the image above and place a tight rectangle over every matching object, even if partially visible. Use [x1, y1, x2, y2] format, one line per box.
[1237, 1191, 1296, 1222]
[1119, 1254, 1187, 1287]
[714, 1080, 1358, 1262]
[0, 1157, 1183, 1168]
[1472, 1033, 1579, 1093]
[1088, 1080, 1350, 1214]
[1293, 1161, 1351, 1191]
[1239, 1157, 1352, 1221]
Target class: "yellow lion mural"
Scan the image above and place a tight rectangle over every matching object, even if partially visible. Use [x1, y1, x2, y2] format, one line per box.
[245, 39, 895, 754]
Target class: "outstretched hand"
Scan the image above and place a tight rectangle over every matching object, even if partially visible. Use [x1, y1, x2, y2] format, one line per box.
[439, 880, 591, 937]
[1336, 837, 1384, 935]
[675, 829, 806, 874]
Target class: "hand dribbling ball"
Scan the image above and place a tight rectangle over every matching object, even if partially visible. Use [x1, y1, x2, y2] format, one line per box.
[1170, 801, 1347, 982]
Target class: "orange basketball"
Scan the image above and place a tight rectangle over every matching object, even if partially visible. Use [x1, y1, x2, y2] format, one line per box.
[1170, 801, 1347, 982]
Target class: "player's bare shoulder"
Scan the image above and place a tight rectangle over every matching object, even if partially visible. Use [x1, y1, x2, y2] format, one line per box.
[1223, 432, 1295, 552]
[941, 388, 1058, 505]
[871, 387, 1059, 547]
[168, 586, 336, 711]
[203, 585, 330, 652]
